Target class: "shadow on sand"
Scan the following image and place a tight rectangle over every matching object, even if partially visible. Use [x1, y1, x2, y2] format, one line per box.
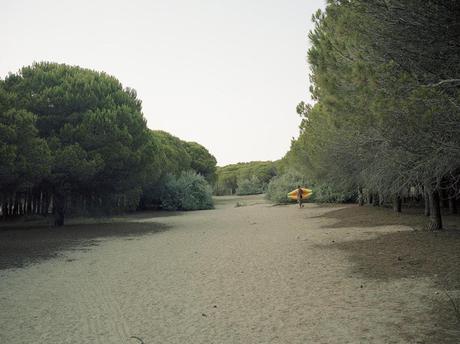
[0, 221, 169, 270]
[316, 205, 460, 343]
[313, 204, 460, 230]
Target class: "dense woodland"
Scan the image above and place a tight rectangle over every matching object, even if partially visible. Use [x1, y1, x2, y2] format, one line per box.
[213, 161, 279, 195]
[0, 63, 217, 225]
[280, 0, 460, 230]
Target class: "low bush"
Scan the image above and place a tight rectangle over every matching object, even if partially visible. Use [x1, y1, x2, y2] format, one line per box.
[236, 176, 265, 195]
[266, 171, 309, 203]
[313, 184, 356, 203]
[160, 171, 214, 210]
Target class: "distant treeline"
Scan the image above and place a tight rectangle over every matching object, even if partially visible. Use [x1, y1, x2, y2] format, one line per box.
[0, 62, 217, 225]
[281, 1, 460, 229]
[213, 161, 279, 195]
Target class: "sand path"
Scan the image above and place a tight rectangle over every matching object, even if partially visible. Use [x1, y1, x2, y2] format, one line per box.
[0, 195, 454, 343]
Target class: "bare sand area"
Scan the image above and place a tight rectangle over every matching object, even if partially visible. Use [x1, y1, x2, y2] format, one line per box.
[1, 195, 459, 344]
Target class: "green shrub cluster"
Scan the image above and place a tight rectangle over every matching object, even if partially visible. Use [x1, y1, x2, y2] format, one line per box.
[0, 62, 218, 224]
[312, 184, 356, 203]
[236, 176, 265, 195]
[160, 171, 214, 211]
[266, 171, 309, 204]
[282, 1, 460, 229]
[214, 161, 277, 195]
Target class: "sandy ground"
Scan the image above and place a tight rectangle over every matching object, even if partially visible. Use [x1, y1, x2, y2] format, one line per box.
[0, 195, 459, 344]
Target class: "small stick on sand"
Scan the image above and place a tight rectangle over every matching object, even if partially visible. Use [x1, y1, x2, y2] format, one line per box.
[130, 336, 146, 344]
[444, 290, 460, 323]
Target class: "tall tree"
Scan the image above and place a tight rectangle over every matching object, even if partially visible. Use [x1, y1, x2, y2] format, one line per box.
[3, 62, 150, 225]
[284, 0, 460, 229]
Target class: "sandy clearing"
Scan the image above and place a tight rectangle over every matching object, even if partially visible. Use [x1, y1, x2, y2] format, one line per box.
[0, 195, 459, 344]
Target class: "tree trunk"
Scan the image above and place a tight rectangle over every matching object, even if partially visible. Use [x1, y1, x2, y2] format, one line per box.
[424, 191, 430, 216]
[393, 195, 402, 213]
[440, 188, 449, 209]
[428, 189, 443, 231]
[32, 192, 38, 214]
[26, 190, 31, 215]
[82, 196, 87, 213]
[53, 193, 66, 227]
[13, 194, 19, 216]
[368, 192, 373, 205]
[38, 192, 43, 215]
[1, 195, 5, 220]
[44, 193, 51, 216]
[5, 197, 11, 219]
[372, 193, 379, 206]
[358, 187, 364, 206]
[21, 194, 26, 215]
[449, 197, 458, 215]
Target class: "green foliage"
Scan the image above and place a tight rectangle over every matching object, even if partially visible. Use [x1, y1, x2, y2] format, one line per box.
[283, 0, 460, 219]
[184, 142, 217, 183]
[160, 171, 214, 211]
[139, 130, 217, 209]
[3, 62, 148, 197]
[236, 176, 264, 195]
[312, 184, 356, 204]
[266, 171, 309, 204]
[1, 62, 217, 223]
[0, 108, 51, 192]
[214, 161, 277, 195]
[151, 130, 192, 177]
[147, 131, 217, 181]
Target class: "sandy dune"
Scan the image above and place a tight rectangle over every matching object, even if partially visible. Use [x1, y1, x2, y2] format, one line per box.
[0, 195, 459, 343]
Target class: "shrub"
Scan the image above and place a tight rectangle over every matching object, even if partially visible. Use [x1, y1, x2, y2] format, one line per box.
[266, 171, 309, 203]
[236, 176, 264, 195]
[160, 171, 214, 210]
[313, 184, 357, 203]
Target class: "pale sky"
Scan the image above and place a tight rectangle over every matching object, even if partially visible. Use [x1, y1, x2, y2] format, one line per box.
[1, 0, 325, 166]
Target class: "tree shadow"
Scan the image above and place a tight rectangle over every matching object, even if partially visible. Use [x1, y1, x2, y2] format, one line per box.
[323, 230, 460, 288]
[314, 204, 459, 230]
[315, 206, 460, 343]
[0, 221, 169, 270]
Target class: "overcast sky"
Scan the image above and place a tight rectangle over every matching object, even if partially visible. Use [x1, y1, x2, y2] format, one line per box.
[1, 0, 325, 166]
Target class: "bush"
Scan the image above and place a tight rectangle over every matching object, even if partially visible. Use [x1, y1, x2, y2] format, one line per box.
[266, 171, 309, 203]
[160, 171, 214, 210]
[236, 176, 264, 195]
[312, 184, 356, 203]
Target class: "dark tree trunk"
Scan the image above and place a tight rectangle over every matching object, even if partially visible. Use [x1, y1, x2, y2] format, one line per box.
[424, 191, 430, 216]
[368, 192, 373, 205]
[43, 193, 51, 216]
[26, 191, 32, 215]
[393, 195, 402, 213]
[8, 198, 12, 218]
[1, 195, 6, 220]
[21, 195, 26, 215]
[32, 193, 38, 214]
[447, 188, 458, 214]
[4, 198, 11, 219]
[449, 197, 458, 215]
[440, 188, 449, 209]
[38, 192, 43, 215]
[379, 193, 385, 206]
[13, 195, 19, 216]
[358, 187, 364, 206]
[53, 193, 66, 227]
[428, 189, 443, 231]
[82, 196, 87, 213]
[372, 193, 379, 206]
